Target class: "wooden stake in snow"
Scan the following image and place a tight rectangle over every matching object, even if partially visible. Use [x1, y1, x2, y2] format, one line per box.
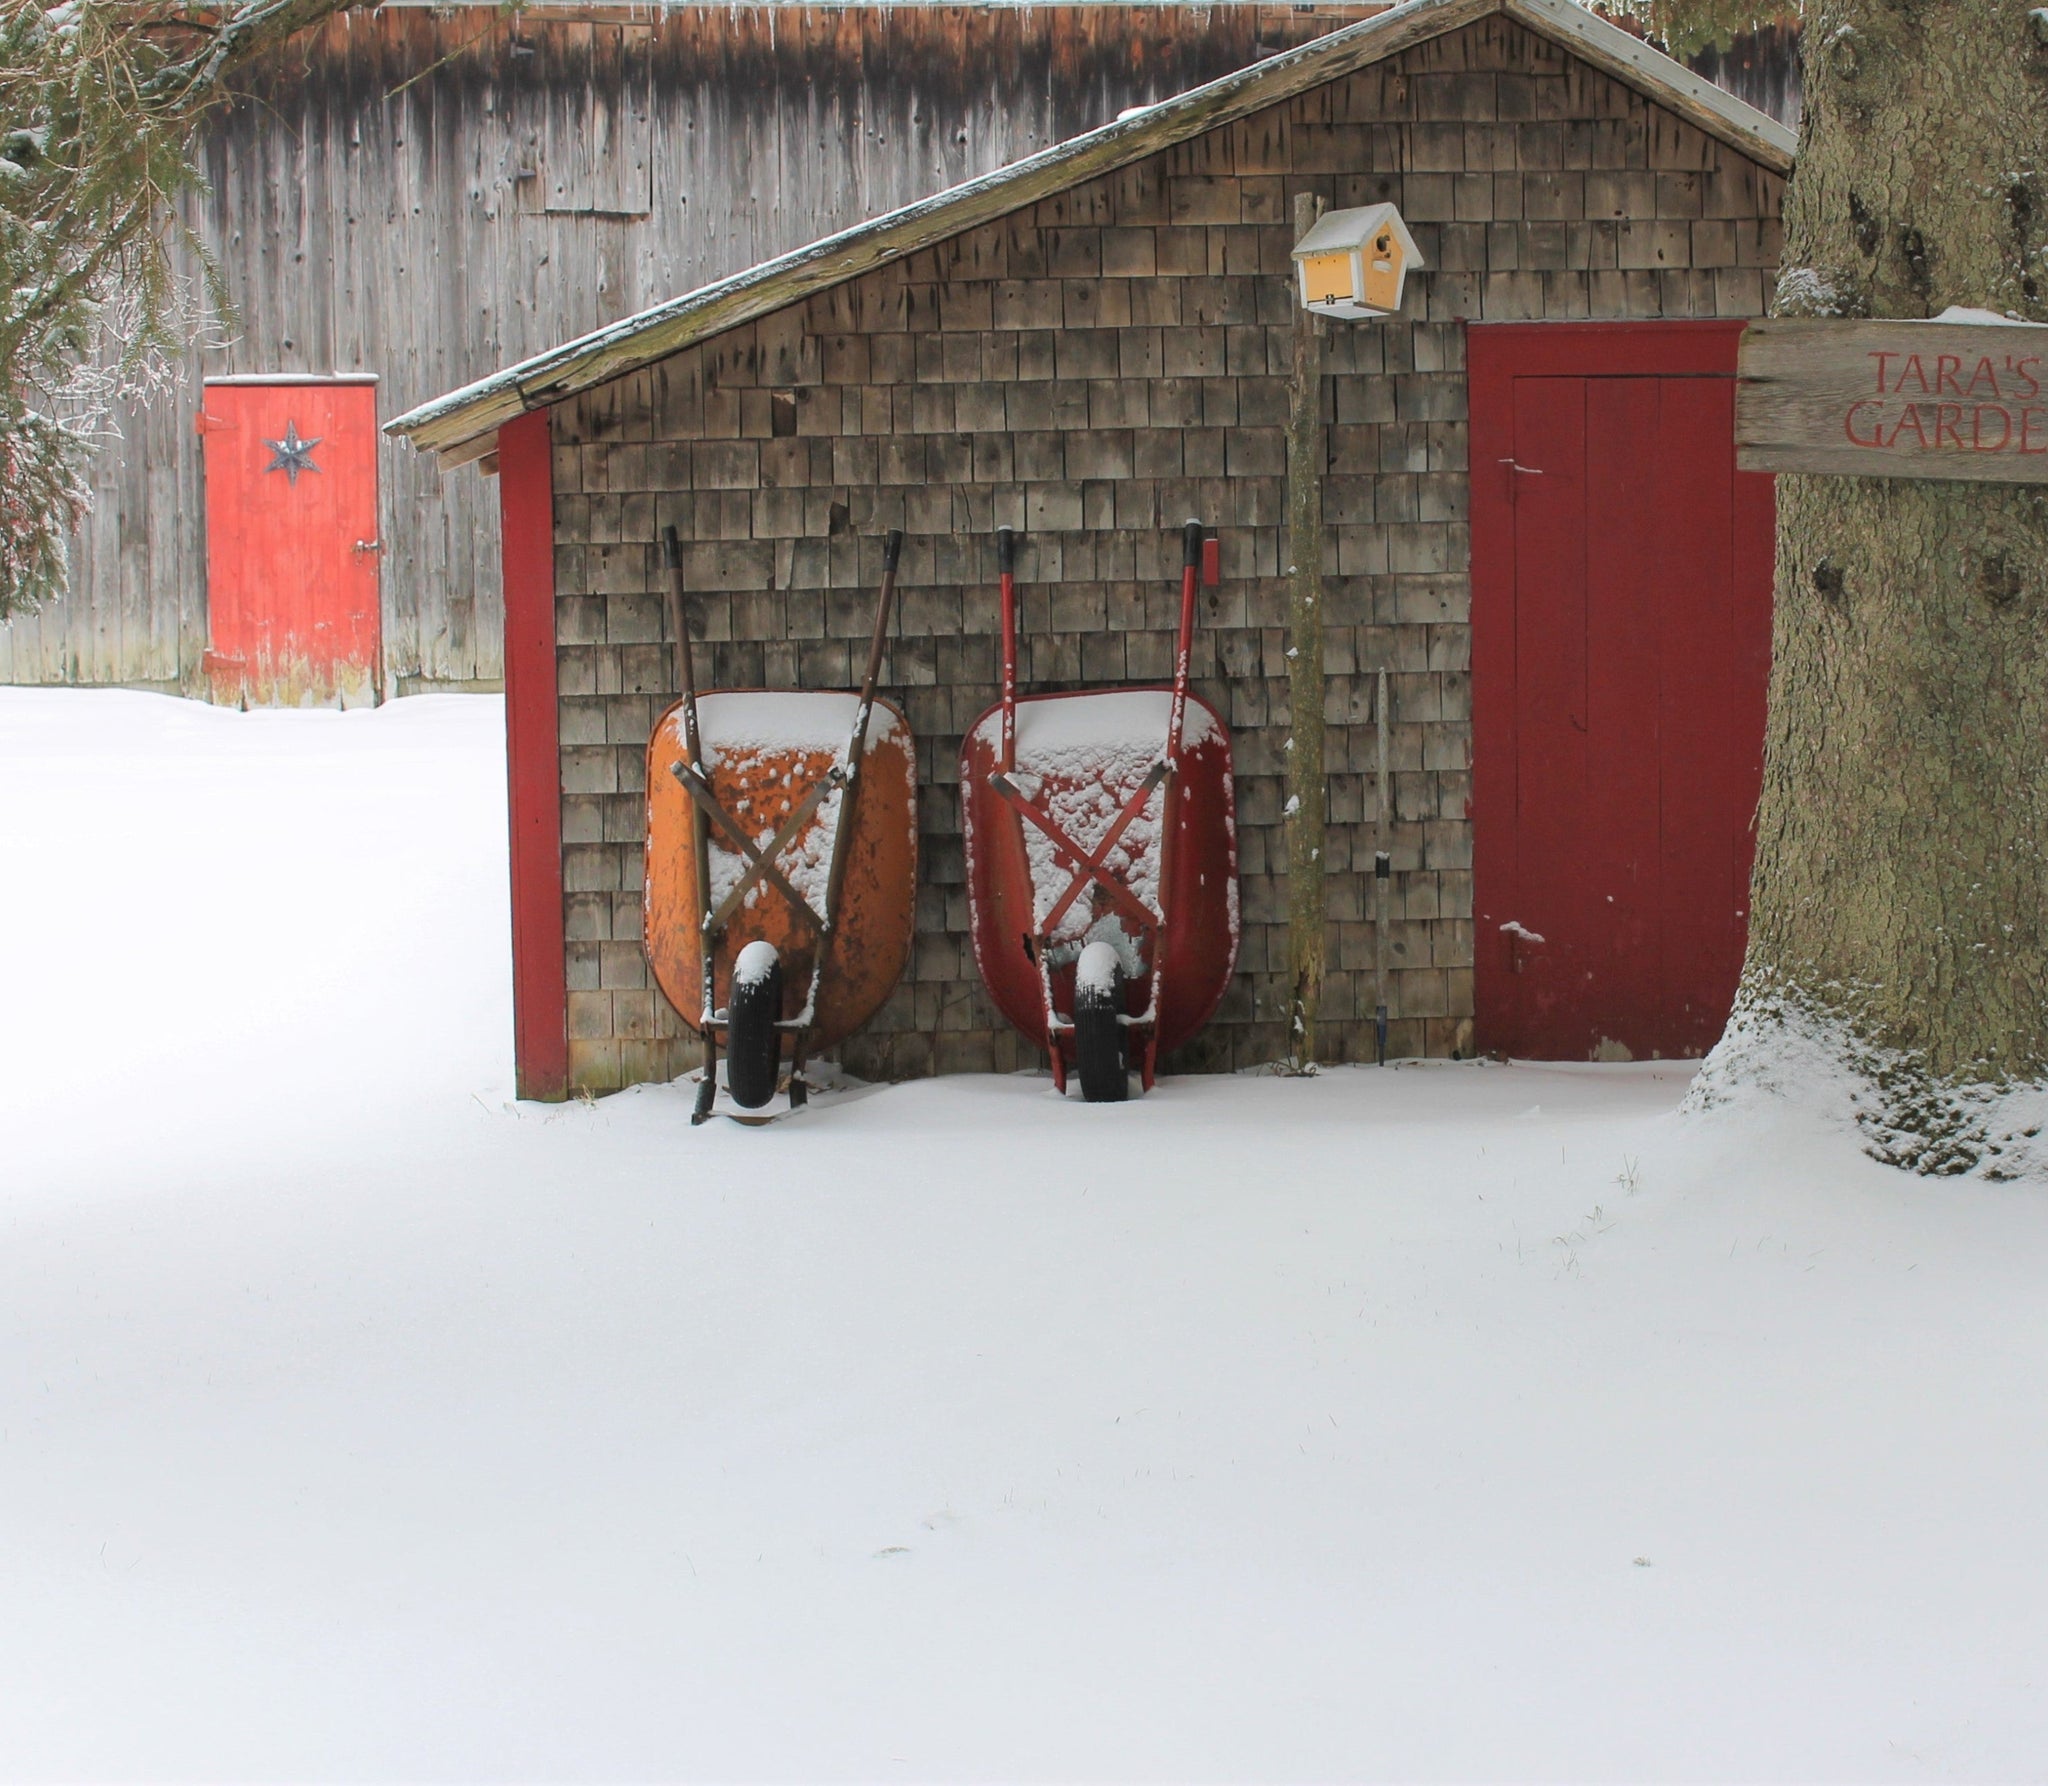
[1285, 191, 1328, 1069]
[1375, 665, 1391, 1066]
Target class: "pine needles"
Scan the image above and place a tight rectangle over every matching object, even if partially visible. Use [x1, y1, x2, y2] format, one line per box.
[1592, 0, 1802, 59]
[0, 1, 351, 615]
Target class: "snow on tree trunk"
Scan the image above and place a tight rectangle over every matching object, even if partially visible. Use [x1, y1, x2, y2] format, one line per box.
[1698, 0, 2048, 1174]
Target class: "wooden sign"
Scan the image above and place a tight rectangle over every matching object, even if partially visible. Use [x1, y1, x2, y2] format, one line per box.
[1737, 319, 2048, 483]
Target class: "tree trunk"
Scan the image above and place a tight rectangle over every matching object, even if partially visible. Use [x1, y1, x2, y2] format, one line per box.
[1711, 0, 2048, 1172]
[1285, 191, 1328, 1068]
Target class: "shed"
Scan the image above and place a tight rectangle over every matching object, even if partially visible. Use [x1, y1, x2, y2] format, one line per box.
[391, 0, 1796, 1100]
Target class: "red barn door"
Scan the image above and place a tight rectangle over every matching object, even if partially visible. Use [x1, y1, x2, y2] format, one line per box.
[198, 376, 382, 707]
[1469, 323, 1774, 1061]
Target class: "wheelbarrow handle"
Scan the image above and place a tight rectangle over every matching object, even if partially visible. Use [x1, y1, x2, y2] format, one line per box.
[663, 524, 717, 1113]
[855, 529, 904, 708]
[1182, 517, 1204, 570]
[662, 523, 701, 715]
[790, 528, 906, 1092]
[995, 527, 1021, 774]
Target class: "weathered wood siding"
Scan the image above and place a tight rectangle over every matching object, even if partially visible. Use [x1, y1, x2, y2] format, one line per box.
[0, 3, 1376, 692]
[1692, 25, 1801, 133]
[549, 12, 1786, 1091]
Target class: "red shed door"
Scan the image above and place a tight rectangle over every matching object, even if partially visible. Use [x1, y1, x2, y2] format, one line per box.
[199, 377, 381, 707]
[1469, 323, 1774, 1061]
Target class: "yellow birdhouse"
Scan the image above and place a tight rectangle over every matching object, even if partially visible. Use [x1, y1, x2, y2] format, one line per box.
[1291, 204, 1423, 320]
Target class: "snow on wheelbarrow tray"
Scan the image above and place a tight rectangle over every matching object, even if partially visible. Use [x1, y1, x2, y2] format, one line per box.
[643, 690, 917, 1054]
[960, 686, 1241, 1062]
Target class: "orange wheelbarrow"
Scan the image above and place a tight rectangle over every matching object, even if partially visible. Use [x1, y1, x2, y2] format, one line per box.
[961, 520, 1240, 1101]
[644, 528, 916, 1122]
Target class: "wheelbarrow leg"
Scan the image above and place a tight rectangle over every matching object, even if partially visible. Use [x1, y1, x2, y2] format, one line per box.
[1029, 932, 1070, 1094]
[692, 937, 719, 1125]
[786, 1018, 813, 1110]
[786, 1015, 814, 1109]
[692, 1021, 718, 1124]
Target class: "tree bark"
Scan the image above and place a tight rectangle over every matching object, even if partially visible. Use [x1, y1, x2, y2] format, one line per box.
[1719, 0, 2048, 1171]
[1285, 191, 1327, 1068]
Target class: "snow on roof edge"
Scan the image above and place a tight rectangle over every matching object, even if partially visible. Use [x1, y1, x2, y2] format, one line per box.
[387, 0, 1795, 459]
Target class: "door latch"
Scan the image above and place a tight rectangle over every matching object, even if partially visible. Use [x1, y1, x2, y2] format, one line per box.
[1500, 920, 1546, 974]
[353, 539, 384, 555]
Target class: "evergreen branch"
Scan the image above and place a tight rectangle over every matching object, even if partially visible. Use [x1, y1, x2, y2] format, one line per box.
[0, 0, 365, 617]
[1591, 0, 1802, 58]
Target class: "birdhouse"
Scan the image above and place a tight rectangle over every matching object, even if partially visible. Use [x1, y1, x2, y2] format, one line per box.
[1291, 204, 1423, 320]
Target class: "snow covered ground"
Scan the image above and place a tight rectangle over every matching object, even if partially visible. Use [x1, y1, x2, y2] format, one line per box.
[5, 688, 2048, 1782]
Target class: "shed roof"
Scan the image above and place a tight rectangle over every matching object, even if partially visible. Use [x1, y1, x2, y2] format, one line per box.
[1292, 201, 1427, 267]
[388, 0, 1796, 463]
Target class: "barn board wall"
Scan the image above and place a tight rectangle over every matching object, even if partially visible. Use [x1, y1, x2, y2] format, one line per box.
[1690, 25, 1800, 133]
[549, 12, 1786, 1092]
[0, 3, 1382, 693]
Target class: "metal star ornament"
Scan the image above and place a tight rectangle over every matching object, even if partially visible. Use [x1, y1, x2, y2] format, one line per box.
[264, 421, 322, 485]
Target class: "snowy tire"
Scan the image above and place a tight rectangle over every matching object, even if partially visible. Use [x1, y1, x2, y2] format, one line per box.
[726, 942, 784, 1110]
[1073, 942, 1128, 1104]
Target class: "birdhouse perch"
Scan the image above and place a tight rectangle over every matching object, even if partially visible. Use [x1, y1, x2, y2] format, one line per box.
[1291, 204, 1423, 321]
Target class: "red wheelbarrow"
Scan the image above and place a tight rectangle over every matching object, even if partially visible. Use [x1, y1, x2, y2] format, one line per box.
[961, 520, 1240, 1101]
[644, 528, 917, 1122]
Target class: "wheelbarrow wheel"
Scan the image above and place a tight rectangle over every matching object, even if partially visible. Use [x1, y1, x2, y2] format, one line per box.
[1073, 943, 1128, 1104]
[726, 942, 784, 1110]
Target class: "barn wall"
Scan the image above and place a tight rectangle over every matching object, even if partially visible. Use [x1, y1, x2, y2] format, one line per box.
[0, 3, 1377, 693]
[548, 13, 1786, 1092]
[1690, 25, 1801, 133]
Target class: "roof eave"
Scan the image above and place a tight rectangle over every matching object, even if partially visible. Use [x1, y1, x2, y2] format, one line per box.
[390, 0, 1794, 459]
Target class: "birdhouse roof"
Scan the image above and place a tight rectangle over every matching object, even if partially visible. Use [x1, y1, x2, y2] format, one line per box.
[1291, 204, 1428, 271]
[389, 0, 1797, 465]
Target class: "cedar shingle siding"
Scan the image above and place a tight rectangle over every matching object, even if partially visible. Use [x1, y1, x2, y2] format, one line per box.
[549, 15, 1785, 1093]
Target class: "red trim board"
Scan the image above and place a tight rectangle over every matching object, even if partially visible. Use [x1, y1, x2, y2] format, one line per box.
[497, 409, 569, 1100]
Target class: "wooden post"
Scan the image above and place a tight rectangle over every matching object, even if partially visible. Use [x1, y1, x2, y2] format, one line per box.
[1374, 665, 1391, 1065]
[1285, 191, 1327, 1069]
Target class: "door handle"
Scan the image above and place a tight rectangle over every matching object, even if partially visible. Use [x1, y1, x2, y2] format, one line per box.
[1500, 920, 1545, 974]
[1499, 458, 1544, 502]
[353, 539, 384, 555]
